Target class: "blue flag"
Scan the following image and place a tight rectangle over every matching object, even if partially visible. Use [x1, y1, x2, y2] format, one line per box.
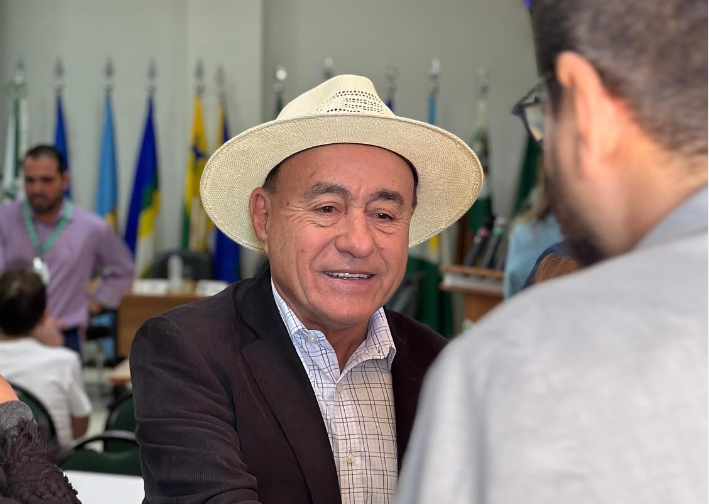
[125, 97, 160, 277]
[96, 93, 118, 231]
[54, 94, 70, 197]
[212, 102, 240, 282]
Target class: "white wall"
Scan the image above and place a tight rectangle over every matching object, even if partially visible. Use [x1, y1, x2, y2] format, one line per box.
[262, 0, 538, 218]
[0, 0, 263, 252]
[1, 0, 537, 265]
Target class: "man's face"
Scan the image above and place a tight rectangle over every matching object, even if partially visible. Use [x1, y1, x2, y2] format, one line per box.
[24, 156, 68, 215]
[255, 144, 415, 334]
[543, 85, 606, 266]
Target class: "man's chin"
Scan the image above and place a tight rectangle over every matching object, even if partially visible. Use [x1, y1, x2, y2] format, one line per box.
[29, 202, 49, 214]
[29, 199, 59, 215]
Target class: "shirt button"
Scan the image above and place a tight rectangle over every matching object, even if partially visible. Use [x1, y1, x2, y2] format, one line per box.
[307, 334, 318, 343]
[345, 453, 356, 465]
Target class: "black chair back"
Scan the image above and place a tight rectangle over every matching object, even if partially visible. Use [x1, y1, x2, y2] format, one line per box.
[9, 382, 57, 442]
[150, 250, 213, 280]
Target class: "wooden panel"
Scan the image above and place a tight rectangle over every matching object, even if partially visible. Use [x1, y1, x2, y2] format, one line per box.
[462, 294, 502, 322]
[109, 359, 131, 385]
[117, 292, 206, 358]
[439, 266, 505, 323]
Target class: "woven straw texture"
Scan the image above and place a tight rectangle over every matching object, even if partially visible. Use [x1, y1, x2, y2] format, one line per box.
[201, 75, 483, 252]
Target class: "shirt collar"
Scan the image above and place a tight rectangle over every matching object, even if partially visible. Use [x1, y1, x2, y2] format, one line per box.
[637, 187, 708, 250]
[271, 279, 397, 369]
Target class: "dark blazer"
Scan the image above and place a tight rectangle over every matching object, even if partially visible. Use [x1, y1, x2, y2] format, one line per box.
[130, 268, 446, 504]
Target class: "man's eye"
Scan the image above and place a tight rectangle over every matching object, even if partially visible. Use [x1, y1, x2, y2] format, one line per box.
[317, 206, 336, 214]
[376, 213, 394, 221]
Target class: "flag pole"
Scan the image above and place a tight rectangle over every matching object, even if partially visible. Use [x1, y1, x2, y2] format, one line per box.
[323, 57, 334, 82]
[273, 65, 287, 119]
[104, 58, 114, 93]
[3, 60, 27, 201]
[54, 59, 64, 93]
[427, 59, 440, 126]
[385, 66, 398, 111]
[147, 59, 157, 98]
[216, 64, 226, 109]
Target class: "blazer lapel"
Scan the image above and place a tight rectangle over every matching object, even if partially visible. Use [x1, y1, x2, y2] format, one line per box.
[388, 310, 433, 470]
[239, 269, 342, 504]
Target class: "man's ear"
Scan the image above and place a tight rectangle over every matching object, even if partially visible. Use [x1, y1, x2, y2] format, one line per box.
[250, 187, 271, 254]
[555, 51, 622, 179]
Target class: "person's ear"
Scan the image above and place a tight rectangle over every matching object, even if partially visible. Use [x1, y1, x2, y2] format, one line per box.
[250, 187, 271, 255]
[61, 170, 70, 191]
[556, 51, 622, 179]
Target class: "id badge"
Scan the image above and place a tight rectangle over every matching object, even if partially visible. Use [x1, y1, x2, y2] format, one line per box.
[32, 256, 51, 285]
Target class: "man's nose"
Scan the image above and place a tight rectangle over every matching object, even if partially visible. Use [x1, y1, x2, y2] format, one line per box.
[335, 210, 375, 258]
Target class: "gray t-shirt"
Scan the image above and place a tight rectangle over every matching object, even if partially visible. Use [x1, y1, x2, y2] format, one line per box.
[397, 188, 708, 504]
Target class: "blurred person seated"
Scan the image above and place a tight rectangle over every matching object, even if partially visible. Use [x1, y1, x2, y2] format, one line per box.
[0, 269, 92, 450]
[504, 164, 563, 298]
[0, 372, 80, 503]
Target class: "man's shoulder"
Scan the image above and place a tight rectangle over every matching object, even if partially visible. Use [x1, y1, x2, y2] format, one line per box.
[130, 277, 267, 367]
[135, 277, 262, 343]
[6, 339, 79, 369]
[145, 283, 239, 327]
[448, 235, 708, 375]
[70, 204, 108, 229]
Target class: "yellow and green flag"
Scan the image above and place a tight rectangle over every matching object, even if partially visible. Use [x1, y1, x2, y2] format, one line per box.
[182, 97, 211, 251]
[125, 96, 159, 277]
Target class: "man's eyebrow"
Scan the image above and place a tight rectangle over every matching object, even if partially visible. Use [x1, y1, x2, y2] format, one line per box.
[367, 189, 405, 207]
[303, 182, 353, 201]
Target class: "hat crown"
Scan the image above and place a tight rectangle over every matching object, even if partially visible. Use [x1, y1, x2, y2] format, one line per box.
[278, 75, 395, 120]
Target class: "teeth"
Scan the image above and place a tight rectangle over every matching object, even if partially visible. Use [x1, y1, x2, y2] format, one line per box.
[325, 272, 372, 279]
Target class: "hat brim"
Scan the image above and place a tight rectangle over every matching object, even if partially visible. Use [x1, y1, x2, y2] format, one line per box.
[200, 113, 483, 252]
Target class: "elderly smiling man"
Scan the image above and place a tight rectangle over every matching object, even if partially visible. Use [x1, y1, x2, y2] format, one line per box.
[130, 75, 482, 504]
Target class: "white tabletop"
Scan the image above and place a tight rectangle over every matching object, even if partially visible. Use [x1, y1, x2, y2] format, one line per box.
[64, 470, 144, 503]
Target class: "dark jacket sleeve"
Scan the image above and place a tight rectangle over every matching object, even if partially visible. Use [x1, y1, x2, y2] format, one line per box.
[0, 402, 79, 504]
[130, 315, 262, 504]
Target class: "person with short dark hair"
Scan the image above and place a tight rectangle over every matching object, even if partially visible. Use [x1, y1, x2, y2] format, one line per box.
[397, 1, 707, 503]
[0, 269, 92, 449]
[0, 144, 134, 352]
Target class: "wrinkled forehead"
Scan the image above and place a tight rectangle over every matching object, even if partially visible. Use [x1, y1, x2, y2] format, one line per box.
[274, 143, 418, 199]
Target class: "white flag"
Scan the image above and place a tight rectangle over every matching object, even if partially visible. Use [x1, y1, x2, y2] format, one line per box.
[2, 96, 29, 202]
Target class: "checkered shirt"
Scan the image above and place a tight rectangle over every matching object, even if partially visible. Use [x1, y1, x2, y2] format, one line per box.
[272, 281, 398, 504]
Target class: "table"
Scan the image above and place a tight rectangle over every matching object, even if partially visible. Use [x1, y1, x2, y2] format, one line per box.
[116, 282, 207, 358]
[64, 470, 144, 503]
[439, 265, 504, 322]
[109, 359, 131, 385]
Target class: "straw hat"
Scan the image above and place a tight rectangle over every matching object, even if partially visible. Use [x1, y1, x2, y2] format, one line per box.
[201, 74, 483, 252]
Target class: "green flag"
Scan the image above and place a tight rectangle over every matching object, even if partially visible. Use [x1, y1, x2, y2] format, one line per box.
[514, 135, 541, 215]
[466, 123, 492, 232]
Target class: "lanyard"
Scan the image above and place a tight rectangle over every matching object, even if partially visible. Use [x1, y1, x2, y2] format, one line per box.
[22, 199, 73, 257]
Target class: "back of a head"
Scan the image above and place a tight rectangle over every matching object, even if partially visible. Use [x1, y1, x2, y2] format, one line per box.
[0, 270, 46, 337]
[530, 0, 707, 159]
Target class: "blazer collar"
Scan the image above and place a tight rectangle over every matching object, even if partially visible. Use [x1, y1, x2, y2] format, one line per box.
[238, 267, 342, 504]
[237, 268, 430, 490]
[386, 309, 432, 469]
